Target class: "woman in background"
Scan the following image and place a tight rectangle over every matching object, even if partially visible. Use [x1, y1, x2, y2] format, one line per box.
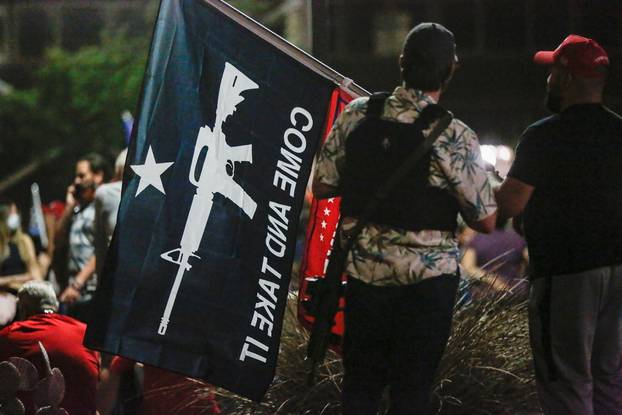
[461, 216, 528, 299]
[0, 201, 41, 326]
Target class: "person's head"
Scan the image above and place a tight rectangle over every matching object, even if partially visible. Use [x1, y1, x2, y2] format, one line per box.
[0, 201, 22, 257]
[0, 201, 20, 236]
[0, 201, 35, 268]
[74, 153, 111, 203]
[17, 281, 59, 320]
[399, 22, 459, 94]
[113, 148, 128, 181]
[534, 35, 609, 113]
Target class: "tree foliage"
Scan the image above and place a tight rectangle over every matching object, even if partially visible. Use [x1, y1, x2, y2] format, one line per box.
[0, 35, 148, 202]
[0, 0, 284, 205]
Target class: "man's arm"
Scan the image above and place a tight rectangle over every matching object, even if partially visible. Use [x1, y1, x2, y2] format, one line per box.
[23, 235, 42, 281]
[436, 122, 498, 234]
[72, 255, 96, 290]
[53, 206, 72, 253]
[59, 255, 95, 303]
[494, 177, 534, 220]
[495, 125, 542, 222]
[0, 235, 42, 291]
[54, 185, 77, 253]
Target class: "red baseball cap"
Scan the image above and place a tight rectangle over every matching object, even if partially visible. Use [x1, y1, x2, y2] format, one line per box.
[533, 35, 609, 78]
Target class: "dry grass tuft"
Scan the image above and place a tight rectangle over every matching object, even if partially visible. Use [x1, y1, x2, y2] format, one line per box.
[432, 281, 540, 414]
[180, 281, 541, 414]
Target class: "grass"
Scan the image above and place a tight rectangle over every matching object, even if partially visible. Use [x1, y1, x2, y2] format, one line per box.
[160, 280, 541, 414]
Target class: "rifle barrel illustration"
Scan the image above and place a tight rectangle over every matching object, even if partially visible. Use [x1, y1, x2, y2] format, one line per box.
[158, 63, 259, 335]
[158, 253, 190, 335]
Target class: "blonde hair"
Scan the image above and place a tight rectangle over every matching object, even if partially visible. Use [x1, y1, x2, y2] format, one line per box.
[0, 204, 11, 262]
[12, 230, 35, 266]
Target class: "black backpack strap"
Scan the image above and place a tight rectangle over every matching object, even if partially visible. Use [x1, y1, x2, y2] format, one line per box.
[342, 104, 453, 247]
[366, 92, 391, 118]
[367, 106, 452, 205]
[412, 103, 448, 131]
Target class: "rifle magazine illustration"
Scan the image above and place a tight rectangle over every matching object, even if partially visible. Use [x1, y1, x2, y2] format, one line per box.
[158, 62, 259, 335]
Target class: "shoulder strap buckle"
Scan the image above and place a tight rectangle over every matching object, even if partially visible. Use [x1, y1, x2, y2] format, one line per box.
[366, 92, 391, 118]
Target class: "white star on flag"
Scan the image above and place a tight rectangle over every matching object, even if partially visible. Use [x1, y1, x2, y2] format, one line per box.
[321, 220, 327, 229]
[130, 146, 174, 196]
[319, 234, 324, 242]
[323, 207, 331, 216]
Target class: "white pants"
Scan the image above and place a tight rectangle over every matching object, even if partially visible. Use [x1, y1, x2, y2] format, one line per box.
[529, 265, 622, 415]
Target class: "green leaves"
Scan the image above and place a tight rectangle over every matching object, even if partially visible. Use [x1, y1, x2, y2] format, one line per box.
[0, 34, 147, 199]
[35, 36, 148, 155]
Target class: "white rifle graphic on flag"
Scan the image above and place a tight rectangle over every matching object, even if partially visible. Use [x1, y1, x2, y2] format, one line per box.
[158, 62, 259, 335]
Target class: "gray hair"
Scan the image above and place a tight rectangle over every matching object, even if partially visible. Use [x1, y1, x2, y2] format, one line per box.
[18, 281, 59, 315]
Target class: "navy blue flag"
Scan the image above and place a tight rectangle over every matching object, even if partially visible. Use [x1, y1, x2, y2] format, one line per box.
[85, 0, 342, 400]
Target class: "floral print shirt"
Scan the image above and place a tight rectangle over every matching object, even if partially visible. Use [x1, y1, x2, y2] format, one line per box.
[314, 86, 497, 286]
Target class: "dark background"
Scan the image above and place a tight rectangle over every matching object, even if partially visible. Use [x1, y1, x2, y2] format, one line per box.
[312, 0, 622, 146]
[0, 0, 620, 207]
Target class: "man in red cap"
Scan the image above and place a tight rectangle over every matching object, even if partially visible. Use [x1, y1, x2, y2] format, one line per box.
[495, 35, 622, 414]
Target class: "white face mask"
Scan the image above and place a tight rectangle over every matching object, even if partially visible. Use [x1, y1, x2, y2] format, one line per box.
[7, 213, 20, 231]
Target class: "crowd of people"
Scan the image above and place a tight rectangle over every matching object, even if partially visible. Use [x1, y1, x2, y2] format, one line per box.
[0, 19, 620, 415]
[314, 22, 620, 415]
[0, 150, 219, 414]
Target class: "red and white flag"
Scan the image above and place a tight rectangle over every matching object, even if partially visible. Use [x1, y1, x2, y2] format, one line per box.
[298, 88, 355, 348]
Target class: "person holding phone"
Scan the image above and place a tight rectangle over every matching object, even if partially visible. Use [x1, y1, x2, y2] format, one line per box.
[54, 153, 111, 322]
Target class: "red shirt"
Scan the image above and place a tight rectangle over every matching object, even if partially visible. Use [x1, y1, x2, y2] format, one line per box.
[0, 313, 100, 414]
[110, 356, 220, 414]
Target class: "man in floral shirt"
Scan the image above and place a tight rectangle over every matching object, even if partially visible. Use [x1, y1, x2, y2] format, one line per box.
[313, 23, 496, 414]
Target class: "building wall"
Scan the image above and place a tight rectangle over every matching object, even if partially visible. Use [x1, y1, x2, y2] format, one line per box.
[312, 0, 622, 145]
[0, 0, 155, 86]
[1, 0, 619, 145]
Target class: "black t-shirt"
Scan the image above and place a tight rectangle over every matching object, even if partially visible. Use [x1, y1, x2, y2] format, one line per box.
[508, 103, 622, 277]
[0, 242, 27, 277]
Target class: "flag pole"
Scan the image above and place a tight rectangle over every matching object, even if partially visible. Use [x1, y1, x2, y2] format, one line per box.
[201, 0, 369, 98]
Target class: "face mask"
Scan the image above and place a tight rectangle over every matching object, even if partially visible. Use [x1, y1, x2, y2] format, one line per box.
[7, 213, 20, 231]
